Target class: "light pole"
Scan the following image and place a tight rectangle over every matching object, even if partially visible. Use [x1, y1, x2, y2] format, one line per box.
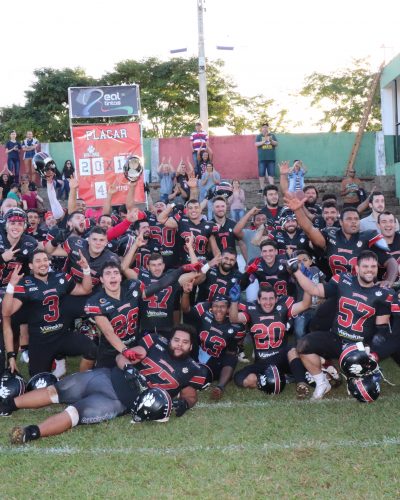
[197, 0, 209, 132]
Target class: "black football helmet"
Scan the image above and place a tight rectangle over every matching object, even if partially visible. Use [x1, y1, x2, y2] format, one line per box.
[339, 344, 378, 378]
[26, 372, 58, 392]
[0, 370, 25, 400]
[32, 152, 57, 178]
[207, 181, 233, 200]
[347, 373, 381, 403]
[256, 365, 286, 394]
[131, 388, 172, 423]
[4, 207, 27, 225]
[123, 155, 143, 182]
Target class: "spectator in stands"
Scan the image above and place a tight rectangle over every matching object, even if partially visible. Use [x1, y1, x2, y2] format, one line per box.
[200, 163, 221, 209]
[21, 131, 39, 184]
[190, 121, 208, 170]
[61, 160, 75, 200]
[157, 157, 175, 204]
[288, 160, 307, 192]
[6, 183, 23, 208]
[255, 123, 278, 193]
[228, 179, 246, 222]
[169, 160, 191, 206]
[0, 170, 14, 199]
[196, 148, 213, 179]
[21, 180, 44, 211]
[340, 167, 363, 208]
[5, 131, 21, 183]
[360, 191, 399, 233]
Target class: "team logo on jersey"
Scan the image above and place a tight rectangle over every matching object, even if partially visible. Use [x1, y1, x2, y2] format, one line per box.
[276, 305, 282, 311]
[22, 249, 28, 255]
[357, 241, 362, 247]
[228, 328, 234, 334]
[100, 298, 107, 304]
[205, 225, 209, 229]
[182, 367, 188, 373]
[300, 238, 305, 243]
[133, 291, 138, 297]
[229, 228, 232, 232]
[278, 265, 283, 271]
[59, 279, 64, 284]
[375, 291, 383, 296]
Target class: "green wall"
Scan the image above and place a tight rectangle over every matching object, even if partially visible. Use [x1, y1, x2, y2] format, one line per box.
[274, 132, 376, 177]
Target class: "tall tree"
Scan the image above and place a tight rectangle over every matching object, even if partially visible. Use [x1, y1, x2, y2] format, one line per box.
[299, 58, 382, 132]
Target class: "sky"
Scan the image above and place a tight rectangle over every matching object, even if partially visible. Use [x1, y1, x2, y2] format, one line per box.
[1, 0, 400, 132]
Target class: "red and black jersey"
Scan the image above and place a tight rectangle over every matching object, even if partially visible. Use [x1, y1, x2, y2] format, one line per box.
[197, 265, 243, 302]
[323, 273, 393, 344]
[63, 235, 119, 286]
[239, 296, 294, 362]
[137, 333, 208, 397]
[211, 217, 238, 252]
[390, 292, 400, 333]
[321, 227, 392, 278]
[138, 268, 182, 334]
[13, 272, 76, 339]
[259, 206, 285, 231]
[148, 221, 180, 269]
[192, 302, 245, 362]
[117, 234, 160, 272]
[0, 230, 38, 286]
[174, 213, 218, 263]
[270, 228, 309, 256]
[26, 226, 47, 242]
[84, 279, 142, 354]
[378, 233, 400, 280]
[246, 257, 293, 297]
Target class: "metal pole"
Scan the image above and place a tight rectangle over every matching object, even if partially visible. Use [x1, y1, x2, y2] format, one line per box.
[197, 0, 209, 132]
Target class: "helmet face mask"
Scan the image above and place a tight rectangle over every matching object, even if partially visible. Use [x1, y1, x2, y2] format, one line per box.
[123, 156, 143, 183]
[207, 181, 233, 201]
[131, 388, 172, 423]
[5, 207, 28, 228]
[32, 152, 57, 179]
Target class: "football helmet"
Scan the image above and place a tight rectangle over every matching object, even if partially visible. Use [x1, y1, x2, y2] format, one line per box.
[26, 372, 58, 392]
[0, 370, 25, 400]
[131, 388, 172, 423]
[123, 155, 143, 182]
[207, 181, 233, 200]
[256, 365, 286, 394]
[32, 152, 57, 178]
[347, 373, 381, 403]
[279, 209, 296, 228]
[339, 343, 378, 378]
[4, 207, 27, 225]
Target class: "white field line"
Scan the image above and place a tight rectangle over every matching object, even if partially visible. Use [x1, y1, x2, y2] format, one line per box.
[0, 437, 399, 456]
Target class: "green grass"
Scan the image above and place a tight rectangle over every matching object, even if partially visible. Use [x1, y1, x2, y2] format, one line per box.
[1, 358, 400, 499]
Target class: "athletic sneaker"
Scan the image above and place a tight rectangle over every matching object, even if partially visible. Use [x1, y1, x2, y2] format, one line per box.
[52, 359, 66, 379]
[0, 398, 14, 417]
[238, 351, 250, 363]
[310, 380, 331, 401]
[296, 382, 310, 400]
[10, 425, 40, 445]
[210, 386, 224, 400]
[20, 350, 29, 364]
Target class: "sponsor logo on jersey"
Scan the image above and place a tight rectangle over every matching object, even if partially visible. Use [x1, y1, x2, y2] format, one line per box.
[28, 287, 38, 292]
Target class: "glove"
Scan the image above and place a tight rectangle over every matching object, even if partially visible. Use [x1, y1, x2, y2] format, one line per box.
[245, 257, 261, 275]
[123, 364, 148, 393]
[172, 398, 190, 417]
[286, 257, 299, 273]
[121, 348, 143, 362]
[50, 229, 68, 247]
[181, 262, 202, 273]
[229, 283, 241, 303]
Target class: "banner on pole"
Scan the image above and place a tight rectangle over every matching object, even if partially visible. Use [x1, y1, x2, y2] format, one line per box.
[69, 85, 139, 118]
[71, 122, 145, 206]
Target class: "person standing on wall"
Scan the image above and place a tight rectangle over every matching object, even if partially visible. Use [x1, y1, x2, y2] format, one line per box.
[21, 131, 40, 185]
[255, 123, 278, 194]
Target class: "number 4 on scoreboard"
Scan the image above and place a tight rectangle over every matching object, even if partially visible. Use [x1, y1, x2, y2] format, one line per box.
[94, 181, 107, 199]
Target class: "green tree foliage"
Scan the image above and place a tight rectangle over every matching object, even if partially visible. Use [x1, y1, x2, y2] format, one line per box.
[1, 59, 287, 141]
[300, 59, 382, 132]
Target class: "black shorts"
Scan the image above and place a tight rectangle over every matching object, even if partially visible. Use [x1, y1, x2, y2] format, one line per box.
[205, 352, 238, 380]
[28, 331, 98, 376]
[234, 347, 291, 387]
[297, 330, 342, 359]
[56, 368, 126, 424]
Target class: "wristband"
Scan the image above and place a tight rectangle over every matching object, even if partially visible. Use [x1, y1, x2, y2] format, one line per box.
[82, 268, 91, 276]
[6, 283, 15, 294]
[201, 263, 210, 274]
[121, 347, 128, 354]
[7, 351, 16, 360]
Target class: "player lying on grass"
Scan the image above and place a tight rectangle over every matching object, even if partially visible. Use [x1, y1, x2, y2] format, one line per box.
[1, 324, 208, 444]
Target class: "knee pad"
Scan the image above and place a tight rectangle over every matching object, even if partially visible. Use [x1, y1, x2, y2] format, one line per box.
[65, 406, 79, 427]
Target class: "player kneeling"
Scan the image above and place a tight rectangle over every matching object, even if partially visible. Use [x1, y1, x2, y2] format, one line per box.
[1, 325, 208, 444]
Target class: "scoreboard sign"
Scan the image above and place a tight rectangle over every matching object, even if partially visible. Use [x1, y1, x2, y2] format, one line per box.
[71, 122, 145, 206]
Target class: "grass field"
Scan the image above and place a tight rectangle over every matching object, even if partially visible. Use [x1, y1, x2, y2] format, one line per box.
[1, 357, 400, 499]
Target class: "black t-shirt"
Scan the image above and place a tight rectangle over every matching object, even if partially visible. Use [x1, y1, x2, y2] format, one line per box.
[211, 217, 238, 252]
[0, 230, 38, 286]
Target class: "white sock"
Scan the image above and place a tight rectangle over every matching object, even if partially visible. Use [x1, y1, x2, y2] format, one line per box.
[313, 372, 326, 386]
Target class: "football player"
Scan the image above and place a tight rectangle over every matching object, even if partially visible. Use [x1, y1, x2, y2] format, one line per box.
[4, 324, 208, 444]
[292, 250, 393, 400]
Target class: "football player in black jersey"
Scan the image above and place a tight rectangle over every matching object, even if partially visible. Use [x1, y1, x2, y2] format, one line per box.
[147, 201, 180, 270]
[292, 250, 393, 400]
[2, 249, 97, 376]
[378, 211, 400, 267]
[266, 211, 309, 257]
[242, 239, 293, 297]
[211, 197, 246, 255]
[26, 209, 47, 242]
[158, 199, 220, 263]
[181, 289, 245, 399]
[312, 201, 340, 230]
[5, 325, 208, 444]
[284, 194, 398, 284]
[229, 284, 311, 399]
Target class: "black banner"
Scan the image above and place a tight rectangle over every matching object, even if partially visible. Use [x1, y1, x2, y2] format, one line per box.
[69, 85, 139, 118]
